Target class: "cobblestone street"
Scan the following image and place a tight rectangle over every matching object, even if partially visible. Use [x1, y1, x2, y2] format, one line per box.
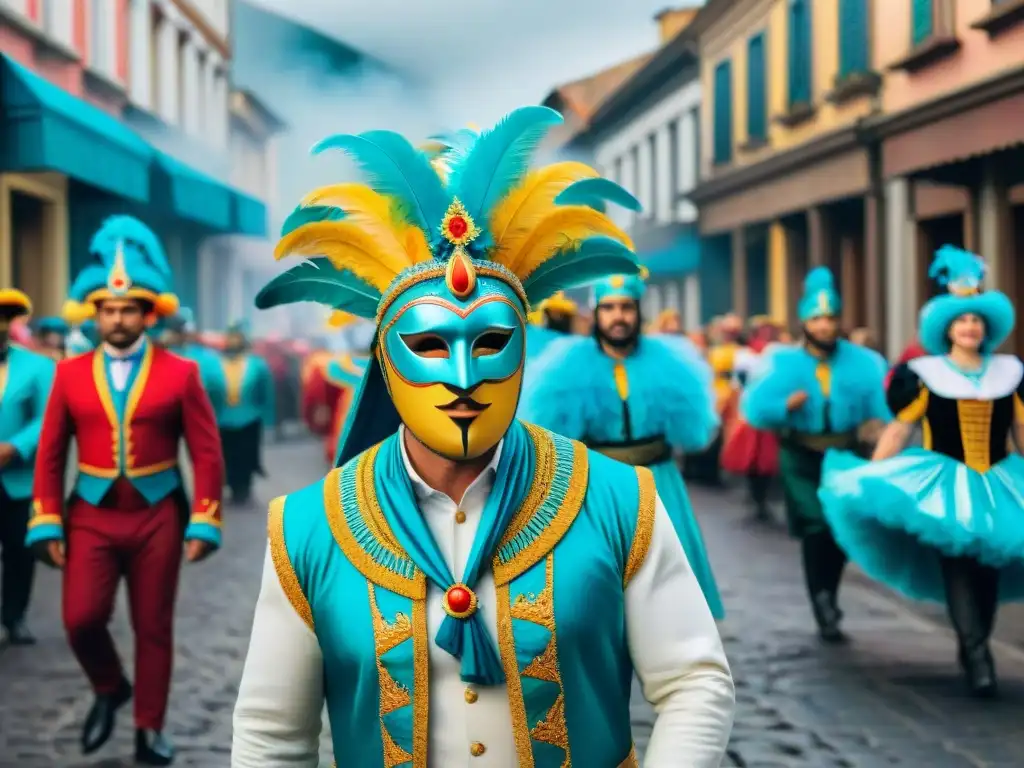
[2, 439, 1024, 766]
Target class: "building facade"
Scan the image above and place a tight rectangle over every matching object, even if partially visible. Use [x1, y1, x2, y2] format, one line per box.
[569, 10, 711, 328]
[0, 0, 270, 325]
[867, 0, 1024, 353]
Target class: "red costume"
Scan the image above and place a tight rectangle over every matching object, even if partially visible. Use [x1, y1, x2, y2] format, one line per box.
[721, 331, 781, 477]
[30, 344, 223, 731]
[301, 351, 345, 463]
[886, 337, 926, 389]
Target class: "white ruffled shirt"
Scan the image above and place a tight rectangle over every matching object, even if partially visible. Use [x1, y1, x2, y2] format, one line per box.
[232, 429, 734, 766]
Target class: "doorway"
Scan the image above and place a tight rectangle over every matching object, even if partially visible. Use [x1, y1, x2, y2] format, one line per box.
[10, 191, 45, 294]
[916, 213, 965, 301]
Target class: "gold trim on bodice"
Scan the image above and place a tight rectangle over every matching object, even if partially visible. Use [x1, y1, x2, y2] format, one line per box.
[958, 399, 995, 472]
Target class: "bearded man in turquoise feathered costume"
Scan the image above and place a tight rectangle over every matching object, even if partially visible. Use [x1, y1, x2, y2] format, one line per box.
[231, 107, 735, 767]
[518, 270, 724, 620]
[740, 266, 890, 643]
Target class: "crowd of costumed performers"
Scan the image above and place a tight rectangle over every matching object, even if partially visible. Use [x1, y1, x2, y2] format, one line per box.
[25, 215, 224, 766]
[525, 289, 580, 360]
[739, 266, 891, 644]
[819, 246, 1024, 697]
[720, 317, 786, 521]
[519, 270, 725, 621]
[234, 106, 735, 766]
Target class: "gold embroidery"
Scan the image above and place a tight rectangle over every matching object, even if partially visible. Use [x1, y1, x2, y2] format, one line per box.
[91, 350, 120, 466]
[510, 583, 554, 631]
[496, 583, 535, 767]
[325, 461, 426, 600]
[27, 513, 62, 529]
[521, 638, 559, 682]
[493, 425, 589, 585]
[814, 361, 831, 398]
[222, 355, 249, 407]
[357, 445, 405, 552]
[267, 496, 314, 630]
[368, 585, 414, 764]
[617, 746, 639, 767]
[530, 692, 568, 749]
[958, 399, 995, 472]
[122, 342, 154, 469]
[411, 598, 429, 768]
[624, 466, 656, 586]
[897, 386, 929, 424]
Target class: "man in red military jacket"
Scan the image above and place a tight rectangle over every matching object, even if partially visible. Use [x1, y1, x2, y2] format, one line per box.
[25, 216, 223, 767]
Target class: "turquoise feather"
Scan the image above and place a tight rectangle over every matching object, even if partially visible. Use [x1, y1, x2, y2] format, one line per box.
[802, 265, 836, 293]
[554, 178, 641, 212]
[448, 106, 563, 229]
[312, 130, 451, 236]
[522, 236, 639, 305]
[428, 127, 479, 160]
[89, 215, 172, 279]
[929, 244, 985, 286]
[280, 205, 345, 237]
[254, 258, 381, 318]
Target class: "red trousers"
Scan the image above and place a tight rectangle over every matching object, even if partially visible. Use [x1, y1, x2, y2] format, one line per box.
[62, 481, 184, 730]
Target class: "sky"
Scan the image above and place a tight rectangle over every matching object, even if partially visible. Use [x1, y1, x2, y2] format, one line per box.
[245, 0, 702, 129]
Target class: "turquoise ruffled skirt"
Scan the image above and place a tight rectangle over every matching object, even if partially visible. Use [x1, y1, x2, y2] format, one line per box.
[651, 460, 725, 618]
[819, 448, 1024, 603]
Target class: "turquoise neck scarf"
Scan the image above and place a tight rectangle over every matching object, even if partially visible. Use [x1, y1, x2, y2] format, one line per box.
[374, 420, 535, 685]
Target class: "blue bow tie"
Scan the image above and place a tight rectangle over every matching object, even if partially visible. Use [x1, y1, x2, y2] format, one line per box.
[107, 344, 145, 365]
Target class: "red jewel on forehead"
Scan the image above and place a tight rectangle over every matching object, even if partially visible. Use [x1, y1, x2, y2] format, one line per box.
[445, 247, 476, 299]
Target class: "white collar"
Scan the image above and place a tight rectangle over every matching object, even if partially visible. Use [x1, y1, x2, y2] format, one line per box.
[103, 335, 146, 360]
[909, 354, 1023, 400]
[398, 425, 503, 504]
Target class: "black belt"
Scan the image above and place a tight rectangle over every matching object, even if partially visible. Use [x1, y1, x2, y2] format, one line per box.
[584, 436, 672, 466]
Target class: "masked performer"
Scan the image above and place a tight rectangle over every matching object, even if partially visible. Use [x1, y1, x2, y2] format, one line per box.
[820, 247, 1024, 696]
[0, 291, 55, 646]
[25, 216, 223, 766]
[233, 107, 734, 767]
[722, 318, 782, 520]
[520, 272, 723, 619]
[526, 290, 578, 361]
[217, 320, 275, 505]
[741, 267, 890, 642]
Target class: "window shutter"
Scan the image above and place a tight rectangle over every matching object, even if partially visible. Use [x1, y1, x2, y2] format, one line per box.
[746, 34, 767, 141]
[838, 0, 869, 77]
[912, 0, 934, 46]
[713, 60, 733, 165]
[788, 0, 812, 107]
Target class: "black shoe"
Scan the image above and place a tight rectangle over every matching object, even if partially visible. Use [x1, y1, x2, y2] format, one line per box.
[1, 619, 35, 645]
[812, 591, 847, 644]
[135, 729, 175, 765]
[81, 679, 133, 754]
[961, 645, 998, 699]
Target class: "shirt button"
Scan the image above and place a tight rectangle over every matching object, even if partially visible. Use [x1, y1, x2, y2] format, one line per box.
[464, 687, 478, 704]
[470, 742, 486, 757]
[455, 509, 467, 524]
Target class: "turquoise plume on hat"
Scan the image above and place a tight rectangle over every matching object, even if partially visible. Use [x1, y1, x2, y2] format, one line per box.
[797, 266, 840, 322]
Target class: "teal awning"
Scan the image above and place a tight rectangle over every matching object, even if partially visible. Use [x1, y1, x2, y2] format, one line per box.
[0, 54, 153, 201]
[638, 226, 701, 277]
[232, 189, 268, 237]
[150, 151, 233, 231]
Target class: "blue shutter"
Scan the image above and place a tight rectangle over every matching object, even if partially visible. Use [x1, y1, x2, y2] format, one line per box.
[746, 34, 767, 141]
[912, 0, 934, 45]
[713, 60, 733, 165]
[838, 0, 869, 77]
[787, 0, 812, 107]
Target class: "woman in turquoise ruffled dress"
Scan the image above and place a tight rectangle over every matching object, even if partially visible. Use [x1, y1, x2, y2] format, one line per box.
[820, 245, 1024, 697]
[520, 273, 724, 618]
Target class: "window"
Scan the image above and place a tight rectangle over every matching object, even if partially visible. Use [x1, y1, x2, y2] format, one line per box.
[667, 119, 679, 202]
[838, 0, 869, 76]
[178, 30, 189, 126]
[149, 8, 161, 112]
[787, 0, 813, 107]
[629, 144, 640, 197]
[690, 106, 700, 182]
[647, 132, 658, 219]
[712, 60, 733, 165]
[90, 0, 109, 73]
[746, 33, 767, 142]
[912, 0, 933, 44]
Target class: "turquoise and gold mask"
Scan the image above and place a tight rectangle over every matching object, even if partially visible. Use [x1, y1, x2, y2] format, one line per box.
[378, 251, 527, 460]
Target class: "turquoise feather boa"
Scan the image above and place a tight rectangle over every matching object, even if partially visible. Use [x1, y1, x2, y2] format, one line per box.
[519, 335, 717, 451]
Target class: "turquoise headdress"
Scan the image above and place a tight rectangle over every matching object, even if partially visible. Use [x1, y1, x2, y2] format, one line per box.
[918, 245, 1014, 354]
[256, 106, 642, 462]
[593, 266, 649, 306]
[63, 215, 179, 324]
[33, 316, 68, 335]
[797, 266, 841, 322]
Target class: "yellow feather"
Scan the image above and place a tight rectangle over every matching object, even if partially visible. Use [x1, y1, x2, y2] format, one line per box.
[274, 221, 404, 293]
[299, 184, 415, 265]
[507, 206, 634, 280]
[489, 162, 598, 257]
[399, 225, 433, 264]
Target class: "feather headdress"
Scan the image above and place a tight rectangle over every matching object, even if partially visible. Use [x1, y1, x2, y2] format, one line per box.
[256, 106, 641, 327]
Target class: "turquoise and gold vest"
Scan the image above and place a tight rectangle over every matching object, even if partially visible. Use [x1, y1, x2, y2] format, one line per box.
[271, 422, 655, 767]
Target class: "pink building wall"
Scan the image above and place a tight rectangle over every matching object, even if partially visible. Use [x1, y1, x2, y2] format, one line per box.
[876, 0, 1024, 114]
[0, 1, 131, 116]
